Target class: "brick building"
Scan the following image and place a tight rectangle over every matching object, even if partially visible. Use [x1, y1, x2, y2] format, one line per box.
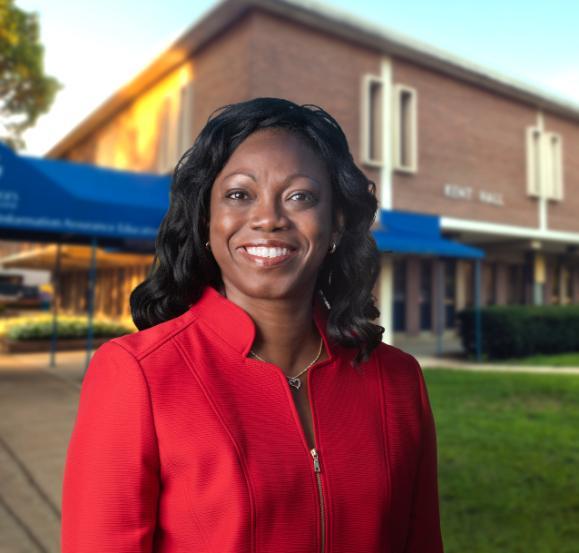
[19, 0, 579, 343]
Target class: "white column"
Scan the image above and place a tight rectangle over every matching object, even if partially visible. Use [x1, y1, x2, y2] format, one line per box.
[379, 254, 393, 344]
[380, 58, 393, 210]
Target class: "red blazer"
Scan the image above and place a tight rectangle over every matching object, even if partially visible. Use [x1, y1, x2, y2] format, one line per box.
[61, 285, 444, 552]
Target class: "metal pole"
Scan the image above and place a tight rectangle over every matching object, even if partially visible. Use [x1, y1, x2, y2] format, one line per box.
[475, 258, 482, 362]
[49, 242, 62, 368]
[84, 236, 98, 374]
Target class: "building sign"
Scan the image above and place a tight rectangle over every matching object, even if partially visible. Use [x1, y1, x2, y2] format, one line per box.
[443, 184, 504, 207]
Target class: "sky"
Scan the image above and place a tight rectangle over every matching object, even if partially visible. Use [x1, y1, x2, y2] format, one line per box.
[18, 0, 579, 156]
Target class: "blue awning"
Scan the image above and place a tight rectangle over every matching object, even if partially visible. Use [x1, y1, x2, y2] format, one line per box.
[0, 143, 170, 244]
[372, 209, 484, 259]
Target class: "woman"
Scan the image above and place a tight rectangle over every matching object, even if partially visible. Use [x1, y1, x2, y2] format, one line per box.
[61, 97, 444, 553]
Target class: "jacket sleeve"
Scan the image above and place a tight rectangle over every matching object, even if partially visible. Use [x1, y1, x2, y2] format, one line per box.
[404, 355, 444, 553]
[61, 340, 161, 553]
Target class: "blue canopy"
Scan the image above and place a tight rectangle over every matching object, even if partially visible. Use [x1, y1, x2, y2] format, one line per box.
[0, 142, 170, 244]
[372, 209, 484, 259]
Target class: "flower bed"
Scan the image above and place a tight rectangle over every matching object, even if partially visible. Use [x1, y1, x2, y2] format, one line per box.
[0, 314, 135, 353]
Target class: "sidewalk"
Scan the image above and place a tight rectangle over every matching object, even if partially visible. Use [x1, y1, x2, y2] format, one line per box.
[417, 355, 579, 374]
[0, 350, 88, 553]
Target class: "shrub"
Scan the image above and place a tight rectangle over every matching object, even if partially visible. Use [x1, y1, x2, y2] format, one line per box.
[457, 305, 579, 359]
[3, 315, 133, 341]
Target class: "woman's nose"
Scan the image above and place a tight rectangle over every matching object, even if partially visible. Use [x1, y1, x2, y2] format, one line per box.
[249, 198, 290, 231]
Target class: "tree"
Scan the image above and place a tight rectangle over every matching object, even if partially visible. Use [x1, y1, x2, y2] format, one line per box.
[0, 0, 60, 150]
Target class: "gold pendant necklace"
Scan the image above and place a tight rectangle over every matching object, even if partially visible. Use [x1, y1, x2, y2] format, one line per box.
[249, 337, 324, 391]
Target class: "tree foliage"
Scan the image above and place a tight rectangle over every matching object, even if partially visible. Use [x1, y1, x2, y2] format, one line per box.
[0, 0, 60, 150]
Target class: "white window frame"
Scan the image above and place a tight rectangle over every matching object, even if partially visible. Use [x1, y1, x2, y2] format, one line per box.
[361, 74, 385, 167]
[526, 126, 541, 197]
[525, 126, 564, 201]
[392, 83, 418, 173]
[546, 132, 563, 201]
[157, 96, 174, 173]
[177, 80, 194, 158]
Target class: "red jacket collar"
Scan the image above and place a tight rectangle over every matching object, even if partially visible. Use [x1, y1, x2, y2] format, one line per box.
[190, 285, 333, 360]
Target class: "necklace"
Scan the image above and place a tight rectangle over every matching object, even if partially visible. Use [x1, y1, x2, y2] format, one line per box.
[249, 337, 324, 391]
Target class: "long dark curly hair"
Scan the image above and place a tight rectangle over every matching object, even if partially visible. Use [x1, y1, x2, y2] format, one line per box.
[130, 97, 383, 364]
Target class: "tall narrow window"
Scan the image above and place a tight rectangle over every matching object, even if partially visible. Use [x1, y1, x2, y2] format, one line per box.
[392, 84, 417, 173]
[177, 80, 194, 157]
[393, 258, 407, 332]
[444, 259, 456, 327]
[548, 132, 563, 200]
[525, 127, 563, 200]
[526, 127, 541, 197]
[361, 75, 384, 166]
[156, 97, 172, 173]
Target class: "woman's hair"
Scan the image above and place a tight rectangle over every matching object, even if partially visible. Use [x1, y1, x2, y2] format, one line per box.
[130, 97, 383, 364]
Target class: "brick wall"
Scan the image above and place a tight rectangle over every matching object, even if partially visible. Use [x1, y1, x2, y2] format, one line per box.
[391, 59, 539, 227]
[190, 15, 254, 141]
[247, 10, 381, 185]
[543, 113, 579, 233]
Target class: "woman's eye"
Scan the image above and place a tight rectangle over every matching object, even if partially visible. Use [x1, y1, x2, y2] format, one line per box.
[226, 190, 249, 200]
[288, 191, 315, 202]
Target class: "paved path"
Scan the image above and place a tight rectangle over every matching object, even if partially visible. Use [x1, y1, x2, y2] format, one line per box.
[0, 351, 84, 553]
[0, 347, 578, 552]
[417, 355, 579, 374]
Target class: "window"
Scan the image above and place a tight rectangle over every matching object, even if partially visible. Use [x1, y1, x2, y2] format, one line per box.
[177, 80, 194, 157]
[361, 75, 384, 166]
[546, 132, 563, 200]
[444, 259, 456, 327]
[526, 127, 541, 197]
[392, 84, 418, 173]
[526, 127, 563, 200]
[419, 259, 432, 330]
[393, 258, 406, 331]
[484, 262, 497, 306]
[507, 265, 525, 305]
[156, 96, 174, 173]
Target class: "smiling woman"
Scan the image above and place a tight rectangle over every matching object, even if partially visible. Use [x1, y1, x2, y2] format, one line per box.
[132, 97, 383, 364]
[61, 97, 444, 553]
[209, 128, 337, 314]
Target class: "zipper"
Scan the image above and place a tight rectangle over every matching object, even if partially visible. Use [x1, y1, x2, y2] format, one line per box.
[310, 447, 326, 553]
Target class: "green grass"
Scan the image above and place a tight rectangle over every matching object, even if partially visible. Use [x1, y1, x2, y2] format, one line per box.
[499, 352, 579, 367]
[424, 369, 579, 553]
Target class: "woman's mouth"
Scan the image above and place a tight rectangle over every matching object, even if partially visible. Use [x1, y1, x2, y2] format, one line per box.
[238, 245, 297, 267]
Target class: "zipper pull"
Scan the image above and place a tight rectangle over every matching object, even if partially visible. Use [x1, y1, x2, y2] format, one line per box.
[310, 448, 321, 473]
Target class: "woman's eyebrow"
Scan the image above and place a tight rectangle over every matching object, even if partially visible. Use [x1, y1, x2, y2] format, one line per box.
[222, 171, 257, 182]
[221, 171, 322, 187]
[284, 173, 323, 188]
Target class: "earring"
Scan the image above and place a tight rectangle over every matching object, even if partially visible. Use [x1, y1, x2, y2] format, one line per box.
[328, 241, 337, 254]
[205, 241, 210, 250]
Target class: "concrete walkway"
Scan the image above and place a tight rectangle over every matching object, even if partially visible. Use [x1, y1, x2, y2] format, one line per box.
[0, 347, 578, 552]
[0, 351, 85, 553]
[417, 355, 579, 374]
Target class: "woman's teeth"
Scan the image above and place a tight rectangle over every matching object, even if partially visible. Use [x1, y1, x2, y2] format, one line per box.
[245, 246, 291, 258]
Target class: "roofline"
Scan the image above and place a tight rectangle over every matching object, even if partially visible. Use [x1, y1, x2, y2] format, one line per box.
[47, 0, 579, 158]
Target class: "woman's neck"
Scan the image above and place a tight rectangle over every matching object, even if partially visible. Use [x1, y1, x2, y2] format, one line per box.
[223, 285, 323, 376]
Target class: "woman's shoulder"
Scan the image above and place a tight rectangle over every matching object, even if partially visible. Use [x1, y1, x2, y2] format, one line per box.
[103, 308, 201, 362]
[372, 341, 422, 374]
[369, 341, 426, 400]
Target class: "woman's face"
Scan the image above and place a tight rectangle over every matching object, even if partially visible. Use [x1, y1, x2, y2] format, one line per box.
[209, 128, 338, 302]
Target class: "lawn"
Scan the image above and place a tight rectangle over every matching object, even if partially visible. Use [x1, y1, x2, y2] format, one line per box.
[423, 369, 579, 553]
